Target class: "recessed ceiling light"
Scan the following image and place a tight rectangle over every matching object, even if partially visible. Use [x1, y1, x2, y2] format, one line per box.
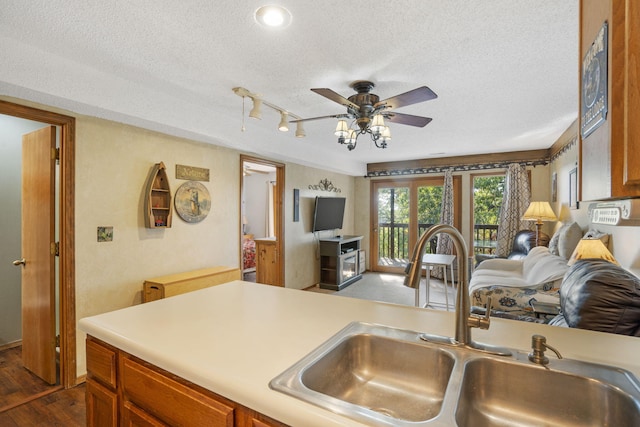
[254, 5, 292, 29]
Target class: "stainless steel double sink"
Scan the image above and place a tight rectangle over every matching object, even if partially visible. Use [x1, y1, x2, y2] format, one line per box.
[269, 322, 640, 426]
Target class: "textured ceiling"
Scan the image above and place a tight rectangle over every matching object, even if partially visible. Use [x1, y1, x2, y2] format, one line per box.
[0, 1, 578, 176]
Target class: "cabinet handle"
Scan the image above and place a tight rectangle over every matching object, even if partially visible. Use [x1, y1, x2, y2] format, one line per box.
[13, 258, 26, 266]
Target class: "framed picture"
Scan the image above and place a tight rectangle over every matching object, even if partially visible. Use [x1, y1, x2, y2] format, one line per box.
[569, 168, 578, 209]
[551, 172, 557, 203]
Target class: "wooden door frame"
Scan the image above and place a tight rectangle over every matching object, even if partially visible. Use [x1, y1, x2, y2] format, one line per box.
[240, 155, 285, 286]
[0, 99, 76, 388]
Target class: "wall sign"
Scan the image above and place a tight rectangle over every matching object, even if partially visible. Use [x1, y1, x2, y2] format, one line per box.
[581, 21, 608, 139]
[176, 164, 210, 181]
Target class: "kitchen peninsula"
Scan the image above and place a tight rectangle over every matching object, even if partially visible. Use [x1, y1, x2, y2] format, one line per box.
[80, 281, 640, 427]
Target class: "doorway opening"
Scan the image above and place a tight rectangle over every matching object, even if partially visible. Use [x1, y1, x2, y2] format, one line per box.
[240, 155, 285, 286]
[0, 100, 76, 393]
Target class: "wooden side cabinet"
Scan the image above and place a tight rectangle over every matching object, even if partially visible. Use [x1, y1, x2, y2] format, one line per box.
[85, 336, 288, 427]
[255, 238, 279, 286]
[580, 0, 640, 200]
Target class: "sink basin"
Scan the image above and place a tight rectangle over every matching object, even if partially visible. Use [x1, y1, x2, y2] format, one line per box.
[301, 333, 454, 421]
[271, 322, 640, 426]
[456, 358, 640, 427]
[270, 322, 455, 425]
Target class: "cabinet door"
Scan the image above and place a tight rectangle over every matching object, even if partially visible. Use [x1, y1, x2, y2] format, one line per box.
[256, 240, 278, 286]
[86, 379, 118, 427]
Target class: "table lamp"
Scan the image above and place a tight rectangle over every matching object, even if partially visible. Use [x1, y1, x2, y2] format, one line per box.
[568, 238, 619, 266]
[522, 201, 558, 246]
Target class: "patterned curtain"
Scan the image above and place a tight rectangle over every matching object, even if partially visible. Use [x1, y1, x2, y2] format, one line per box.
[495, 164, 531, 257]
[433, 168, 454, 279]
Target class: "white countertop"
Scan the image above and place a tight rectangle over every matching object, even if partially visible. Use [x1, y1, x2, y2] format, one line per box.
[79, 281, 640, 427]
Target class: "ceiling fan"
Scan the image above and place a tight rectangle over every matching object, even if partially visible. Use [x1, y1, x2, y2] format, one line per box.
[292, 80, 437, 150]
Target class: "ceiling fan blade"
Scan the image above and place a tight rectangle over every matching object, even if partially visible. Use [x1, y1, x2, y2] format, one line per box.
[289, 113, 349, 123]
[384, 112, 433, 127]
[311, 88, 360, 110]
[376, 86, 438, 110]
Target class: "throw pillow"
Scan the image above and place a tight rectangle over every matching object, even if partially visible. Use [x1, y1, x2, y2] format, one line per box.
[549, 222, 584, 259]
[548, 223, 568, 256]
[558, 222, 582, 259]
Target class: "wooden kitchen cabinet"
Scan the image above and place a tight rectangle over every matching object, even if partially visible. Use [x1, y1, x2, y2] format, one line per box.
[86, 338, 118, 426]
[85, 337, 287, 427]
[580, 0, 640, 200]
[255, 238, 280, 286]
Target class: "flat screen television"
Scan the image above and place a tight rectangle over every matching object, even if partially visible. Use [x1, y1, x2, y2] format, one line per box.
[312, 196, 346, 232]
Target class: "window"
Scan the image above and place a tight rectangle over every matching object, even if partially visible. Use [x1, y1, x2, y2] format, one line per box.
[472, 174, 505, 255]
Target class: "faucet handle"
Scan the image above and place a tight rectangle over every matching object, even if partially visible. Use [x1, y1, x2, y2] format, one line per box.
[468, 297, 492, 330]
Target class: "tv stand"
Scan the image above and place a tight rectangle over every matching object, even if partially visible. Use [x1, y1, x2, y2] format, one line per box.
[319, 235, 363, 291]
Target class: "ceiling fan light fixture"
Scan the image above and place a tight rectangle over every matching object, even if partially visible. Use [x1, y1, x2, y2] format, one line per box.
[334, 119, 348, 137]
[381, 126, 391, 141]
[254, 5, 292, 29]
[278, 111, 289, 132]
[345, 129, 357, 145]
[370, 114, 385, 134]
[295, 121, 305, 138]
[249, 98, 262, 119]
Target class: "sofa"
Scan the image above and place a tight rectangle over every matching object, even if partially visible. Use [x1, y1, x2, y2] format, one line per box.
[549, 259, 640, 336]
[475, 229, 549, 266]
[470, 246, 570, 318]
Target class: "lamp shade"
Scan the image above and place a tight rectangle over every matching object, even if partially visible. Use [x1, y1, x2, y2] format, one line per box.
[295, 121, 305, 138]
[522, 201, 557, 222]
[568, 238, 619, 266]
[370, 114, 385, 133]
[334, 119, 348, 137]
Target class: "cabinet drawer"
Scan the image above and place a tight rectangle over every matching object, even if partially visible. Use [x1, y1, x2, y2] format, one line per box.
[122, 401, 168, 426]
[86, 338, 117, 388]
[121, 356, 234, 426]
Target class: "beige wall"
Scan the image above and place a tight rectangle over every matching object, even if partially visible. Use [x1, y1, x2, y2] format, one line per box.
[284, 164, 356, 289]
[74, 117, 242, 372]
[71, 116, 359, 373]
[549, 141, 640, 276]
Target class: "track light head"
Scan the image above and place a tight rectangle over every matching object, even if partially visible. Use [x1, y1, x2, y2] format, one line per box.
[278, 111, 289, 132]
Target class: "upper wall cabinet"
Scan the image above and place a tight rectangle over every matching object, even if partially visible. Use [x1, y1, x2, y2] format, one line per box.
[580, 0, 640, 201]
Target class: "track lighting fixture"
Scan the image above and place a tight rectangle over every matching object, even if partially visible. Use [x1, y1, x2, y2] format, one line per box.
[232, 86, 303, 137]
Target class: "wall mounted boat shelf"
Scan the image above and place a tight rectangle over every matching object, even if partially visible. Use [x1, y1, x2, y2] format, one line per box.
[144, 161, 172, 228]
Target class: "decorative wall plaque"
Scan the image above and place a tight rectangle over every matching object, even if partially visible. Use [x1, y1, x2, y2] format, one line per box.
[176, 164, 210, 181]
[174, 181, 211, 223]
[581, 21, 608, 139]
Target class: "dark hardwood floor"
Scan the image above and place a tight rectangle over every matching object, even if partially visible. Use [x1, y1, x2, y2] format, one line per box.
[0, 346, 86, 426]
